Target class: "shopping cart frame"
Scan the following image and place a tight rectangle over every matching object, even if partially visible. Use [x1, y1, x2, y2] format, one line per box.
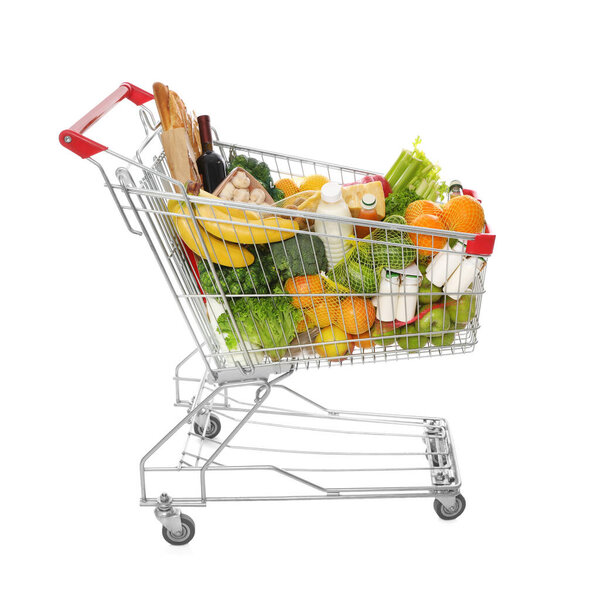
[60, 83, 493, 544]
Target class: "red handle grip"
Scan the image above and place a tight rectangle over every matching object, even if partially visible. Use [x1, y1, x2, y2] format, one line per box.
[59, 82, 154, 158]
[462, 188, 496, 256]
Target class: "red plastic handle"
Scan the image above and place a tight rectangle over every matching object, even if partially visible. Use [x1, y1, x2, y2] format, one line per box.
[462, 188, 496, 256]
[59, 82, 154, 158]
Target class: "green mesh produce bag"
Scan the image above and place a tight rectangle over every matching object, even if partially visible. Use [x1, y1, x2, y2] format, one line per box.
[328, 215, 417, 294]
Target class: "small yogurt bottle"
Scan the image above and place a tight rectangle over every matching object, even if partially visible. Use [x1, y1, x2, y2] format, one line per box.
[426, 240, 466, 288]
[395, 263, 422, 322]
[444, 256, 486, 299]
[374, 270, 400, 322]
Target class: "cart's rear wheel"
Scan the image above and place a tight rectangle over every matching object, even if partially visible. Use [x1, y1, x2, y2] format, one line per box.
[193, 414, 221, 439]
[162, 513, 195, 546]
[434, 494, 466, 520]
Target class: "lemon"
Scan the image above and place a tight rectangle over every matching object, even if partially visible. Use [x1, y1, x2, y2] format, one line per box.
[314, 325, 350, 358]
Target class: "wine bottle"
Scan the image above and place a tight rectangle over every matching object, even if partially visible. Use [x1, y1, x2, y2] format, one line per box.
[196, 115, 226, 193]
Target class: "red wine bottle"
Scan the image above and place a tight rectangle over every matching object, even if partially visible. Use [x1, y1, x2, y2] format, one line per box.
[196, 115, 226, 193]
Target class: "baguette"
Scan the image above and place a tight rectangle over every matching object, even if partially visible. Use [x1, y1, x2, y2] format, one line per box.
[153, 82, 201, 185]
[168, 90, 186, 129]
[152, 82, 172, 130]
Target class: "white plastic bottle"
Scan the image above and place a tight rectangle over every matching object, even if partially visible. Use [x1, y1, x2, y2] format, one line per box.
[374, 270, 400, 322]
[395, 263, 422, 323]
[444, 256, 485, 299]
[314, 182, 353, 268]
[426, 240, 466, 287]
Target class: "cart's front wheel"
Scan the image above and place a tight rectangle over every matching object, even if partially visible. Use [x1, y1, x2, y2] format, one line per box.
[193, 414, 221, 439]
[162, 513, 195, 546]
[434, 494, 466, 520]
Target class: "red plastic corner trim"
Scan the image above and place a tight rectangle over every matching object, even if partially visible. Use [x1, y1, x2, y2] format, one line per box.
[466, 233, 496, 256]
[58, 130, 108, 159]
[122, 82, 154, 106]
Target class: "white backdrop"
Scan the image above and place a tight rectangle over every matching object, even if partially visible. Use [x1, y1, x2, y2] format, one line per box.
[2, 1, 598, 595]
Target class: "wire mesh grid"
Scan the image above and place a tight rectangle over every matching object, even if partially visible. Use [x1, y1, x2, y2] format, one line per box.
[107, 109, 488, 380]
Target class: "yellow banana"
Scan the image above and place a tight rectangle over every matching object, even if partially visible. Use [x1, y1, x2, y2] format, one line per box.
[167, 200, 254, 268]
[194, 203, 299, 244]
[191, 189, 262, 220]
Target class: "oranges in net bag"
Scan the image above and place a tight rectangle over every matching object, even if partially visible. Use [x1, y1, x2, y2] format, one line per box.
[303, 296, 341, 328]
[337, 296, 376, 335]
[408, 214, 448, 258]
[284, 275, 328, 309]
[442, 195, 485, 233]
[405, 200, 444, 225]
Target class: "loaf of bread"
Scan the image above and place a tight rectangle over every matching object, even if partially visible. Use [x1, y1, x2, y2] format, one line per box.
[153, 82, 201, 185]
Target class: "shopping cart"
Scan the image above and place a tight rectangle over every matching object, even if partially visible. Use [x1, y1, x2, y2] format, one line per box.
[60, 83, 495, 545]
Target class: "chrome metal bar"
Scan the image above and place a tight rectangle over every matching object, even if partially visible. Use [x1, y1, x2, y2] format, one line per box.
[200, 383, 271, 502]
[141, 491, 459, 506]
[214, 410, 440, 439]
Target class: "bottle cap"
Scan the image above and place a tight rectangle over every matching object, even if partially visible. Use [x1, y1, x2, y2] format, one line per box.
[361, 193, 377, 209]
[384, 269, 400, 279]
[320, 182, 342, 203]
[448, 179, 463, 195]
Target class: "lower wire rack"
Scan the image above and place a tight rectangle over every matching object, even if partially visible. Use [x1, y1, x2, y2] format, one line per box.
[140, 374, 462, 507]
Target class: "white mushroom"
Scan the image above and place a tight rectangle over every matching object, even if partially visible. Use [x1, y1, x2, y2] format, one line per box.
[250, 188, 266, 204]
[232, 171, 251, 189]
[219, 182, 235, 201]
[233, 188, 250, 202]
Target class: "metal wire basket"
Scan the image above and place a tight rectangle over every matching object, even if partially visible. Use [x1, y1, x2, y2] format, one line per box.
[60, 82, 494, 544]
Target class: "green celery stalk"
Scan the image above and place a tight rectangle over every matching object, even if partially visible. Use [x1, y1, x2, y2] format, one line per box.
[385, 151, 405, 182]
[386, 150, 412, 188]
[423, 182, 436, 202]
[392, 158, 422, 193]
[414, 178, 429, 197]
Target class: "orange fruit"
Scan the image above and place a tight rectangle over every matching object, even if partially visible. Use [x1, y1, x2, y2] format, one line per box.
[336, 297, 377, 335]
[442, 195, 485, 233]
[405, 200, 444, 225]
[275, 178, 300, 198]
[354, 328, 376, 350]
[296, 317, 316, 333]
[408, 214, 448, 258]
[299, 174, 329, 192]
[284, 275, 326, 308]
[302, 297, 341, 328]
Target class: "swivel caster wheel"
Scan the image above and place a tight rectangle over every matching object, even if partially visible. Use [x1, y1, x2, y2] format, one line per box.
[193, 413, 221, 439]
[162, 513, 195, 546]
[434, 494, 466, 520]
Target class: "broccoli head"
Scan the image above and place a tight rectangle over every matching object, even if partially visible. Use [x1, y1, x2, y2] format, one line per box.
[270, 234, 328, 280]
[196, 249, 279, 298]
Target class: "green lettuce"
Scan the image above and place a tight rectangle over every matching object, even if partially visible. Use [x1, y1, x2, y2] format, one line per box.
[217, 295, 302, 361]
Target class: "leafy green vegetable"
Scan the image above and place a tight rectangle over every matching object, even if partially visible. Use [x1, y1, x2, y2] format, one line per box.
[270, 235, 327, 280]
[196, 249, 278, 297]
[385, 188, 422, 218]
[227, 151, 285, 201]
[385, 137, 446, 202]
[217, 294, 302, 361]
